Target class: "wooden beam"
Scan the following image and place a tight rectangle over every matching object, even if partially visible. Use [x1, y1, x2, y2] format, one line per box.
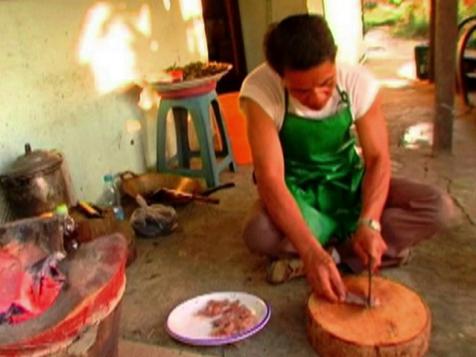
[433, 0, 458, 153]
[428, 0, 436, 81]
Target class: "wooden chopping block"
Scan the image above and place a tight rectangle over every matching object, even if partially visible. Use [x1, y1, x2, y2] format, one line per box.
[307, 276, 431, 357]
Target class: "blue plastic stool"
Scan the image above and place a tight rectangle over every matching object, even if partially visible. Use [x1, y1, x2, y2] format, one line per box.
[156, 89, 237, 187]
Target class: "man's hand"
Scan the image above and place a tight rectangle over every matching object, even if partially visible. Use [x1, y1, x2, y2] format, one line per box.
[352, 225, 388, 271]
[303, 247, 346, 303]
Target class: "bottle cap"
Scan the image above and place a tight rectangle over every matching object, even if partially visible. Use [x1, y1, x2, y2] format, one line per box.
[55, 203, 69, 216]
[103, 174, 114, 182]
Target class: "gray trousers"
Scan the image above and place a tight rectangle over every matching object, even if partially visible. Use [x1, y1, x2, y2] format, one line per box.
[242, 178, 455, 273]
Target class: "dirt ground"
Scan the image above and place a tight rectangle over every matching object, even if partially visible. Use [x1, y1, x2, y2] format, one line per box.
[119, 28, 476, 356]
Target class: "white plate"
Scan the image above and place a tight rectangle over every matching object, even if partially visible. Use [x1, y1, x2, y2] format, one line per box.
[165, 291, 271, 346]
[148, 66, 232, 92]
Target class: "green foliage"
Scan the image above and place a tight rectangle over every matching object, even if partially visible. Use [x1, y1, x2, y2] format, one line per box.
[363, 0, 476, 40]
[364, 4, 406, 28]
[363, 1, 429, 39]
[363, 2, 378, 10]
[392, 2, 429, 39]
[457, 1, 476, 48]
[389, 0, 403, 5]
[459, 2, 476, 23]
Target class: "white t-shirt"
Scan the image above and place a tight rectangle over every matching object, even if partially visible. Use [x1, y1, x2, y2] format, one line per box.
[239, 62, 380, 129]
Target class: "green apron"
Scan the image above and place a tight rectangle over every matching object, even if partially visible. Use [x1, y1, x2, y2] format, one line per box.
[279, 88, 364, 246]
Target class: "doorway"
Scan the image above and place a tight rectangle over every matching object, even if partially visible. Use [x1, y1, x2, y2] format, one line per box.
[201, 0, 247, 93]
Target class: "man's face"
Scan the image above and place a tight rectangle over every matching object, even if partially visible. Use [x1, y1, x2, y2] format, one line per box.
[282, 60, 336, 111]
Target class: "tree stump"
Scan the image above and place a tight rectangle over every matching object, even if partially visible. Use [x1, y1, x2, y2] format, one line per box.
[307, 276, 431, 357]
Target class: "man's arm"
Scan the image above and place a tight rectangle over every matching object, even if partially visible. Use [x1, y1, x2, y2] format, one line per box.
[241, 97, 346, 302]
[353, 92, 391, 270]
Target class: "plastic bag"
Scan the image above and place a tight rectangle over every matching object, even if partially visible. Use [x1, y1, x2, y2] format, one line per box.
[130, 203, 178, 238]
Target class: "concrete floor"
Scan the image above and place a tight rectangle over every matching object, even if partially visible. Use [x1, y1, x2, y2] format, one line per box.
[119, 29, 476, 356]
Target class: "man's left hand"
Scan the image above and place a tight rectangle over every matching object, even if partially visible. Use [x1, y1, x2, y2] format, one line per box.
[351, 225, 387, 271]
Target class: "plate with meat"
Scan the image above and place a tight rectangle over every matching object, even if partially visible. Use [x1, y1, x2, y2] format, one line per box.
[165, 291, 271, 346]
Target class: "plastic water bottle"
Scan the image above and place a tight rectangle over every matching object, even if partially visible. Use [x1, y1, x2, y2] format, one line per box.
[55, 203, 79, 253]
[99, 174, 125, 220]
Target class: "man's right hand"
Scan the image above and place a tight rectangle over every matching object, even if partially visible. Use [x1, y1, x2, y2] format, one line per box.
[303, 248, 346, 303]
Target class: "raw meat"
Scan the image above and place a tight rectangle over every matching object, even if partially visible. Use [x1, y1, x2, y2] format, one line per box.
[197, 299, 258, 338]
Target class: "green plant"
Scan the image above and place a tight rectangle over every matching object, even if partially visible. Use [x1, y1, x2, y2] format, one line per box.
[364, 4, 406, 28]
[392, 2, 429, 39]
[459, 0, 476, 23]
[457, 0, 476, 48]
[363, 2, 378, 10]
[389, 0, 403, 5]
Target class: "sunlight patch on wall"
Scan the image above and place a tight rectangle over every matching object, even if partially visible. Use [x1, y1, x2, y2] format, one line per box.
[162, 0, 171, 11]
[136, 4, 152, 37]
[324, 0, 363, 64]
[138, 86, 159, 111]
[77, 2, 153, 94]
[186, 19, 208, 59]
[179, 0, 202, 21]
[179, 0, 207, 59]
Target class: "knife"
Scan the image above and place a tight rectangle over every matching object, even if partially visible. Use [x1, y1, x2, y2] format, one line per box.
[344, 291, 379, 308]
[367, 255, 373, 308]
[344, 291, 369, 306]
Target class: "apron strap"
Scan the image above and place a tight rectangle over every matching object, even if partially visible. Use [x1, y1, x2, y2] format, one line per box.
[336, 85, 350, 106]
[284, 89, 290, 114]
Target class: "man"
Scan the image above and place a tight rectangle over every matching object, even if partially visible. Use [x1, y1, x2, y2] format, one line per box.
[239, 14, 453, 302]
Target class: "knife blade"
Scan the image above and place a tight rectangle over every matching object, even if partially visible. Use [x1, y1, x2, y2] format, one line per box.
[367, 255, 373, 308]
[345, 291, 380, 307]
[344, 291, 369, 306]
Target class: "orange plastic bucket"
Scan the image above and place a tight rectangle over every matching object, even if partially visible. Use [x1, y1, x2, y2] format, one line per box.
[217, 92, 253, 165]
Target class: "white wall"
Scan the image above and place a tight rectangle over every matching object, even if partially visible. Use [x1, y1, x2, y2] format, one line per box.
[0, 0, 208, 220]
[323, 0, 365, 64]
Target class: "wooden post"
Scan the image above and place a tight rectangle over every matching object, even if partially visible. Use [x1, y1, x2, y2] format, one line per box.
[433, 0, 458, 153]
[428, 0, 436, 82]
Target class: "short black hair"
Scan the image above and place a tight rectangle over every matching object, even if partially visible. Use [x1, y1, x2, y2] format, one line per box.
[264, 14, 337, 76]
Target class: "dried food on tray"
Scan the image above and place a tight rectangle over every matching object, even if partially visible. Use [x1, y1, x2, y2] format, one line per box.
[146, 62, 231, 92]
[166, 61, 231, 81]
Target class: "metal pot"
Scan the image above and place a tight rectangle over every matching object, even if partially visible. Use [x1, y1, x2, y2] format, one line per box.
[0, 144, 69, 218]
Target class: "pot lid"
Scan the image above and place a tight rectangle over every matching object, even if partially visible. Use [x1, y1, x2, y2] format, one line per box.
[1, 143, 63, 178]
